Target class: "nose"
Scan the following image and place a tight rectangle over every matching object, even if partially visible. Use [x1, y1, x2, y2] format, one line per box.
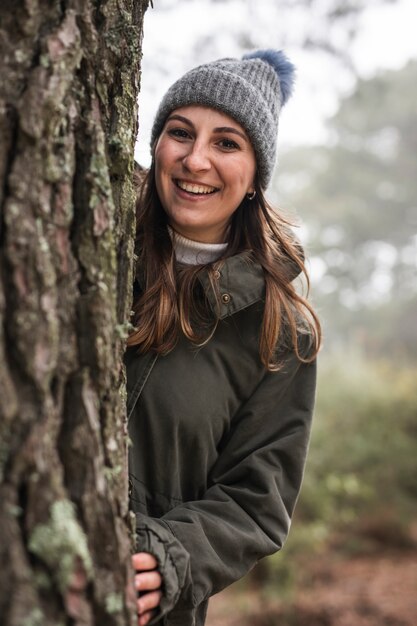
[182, 141, 211, 173]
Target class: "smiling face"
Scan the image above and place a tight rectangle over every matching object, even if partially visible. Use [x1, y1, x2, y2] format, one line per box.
[154, 105, 257, 243]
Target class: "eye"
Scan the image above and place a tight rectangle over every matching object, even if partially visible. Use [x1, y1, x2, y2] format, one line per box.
[167, 127, 191, 140]
[218, 138, 240, 150]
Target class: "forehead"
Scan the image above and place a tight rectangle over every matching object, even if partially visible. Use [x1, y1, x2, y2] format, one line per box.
[167, 105, 248, 135]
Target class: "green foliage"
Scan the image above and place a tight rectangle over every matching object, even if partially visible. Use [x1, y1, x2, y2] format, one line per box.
[259, 351, 417, 594]
[302, 351, 417, 525]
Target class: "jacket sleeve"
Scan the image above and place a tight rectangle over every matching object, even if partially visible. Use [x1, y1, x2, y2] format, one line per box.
[135, 347, 317, 621]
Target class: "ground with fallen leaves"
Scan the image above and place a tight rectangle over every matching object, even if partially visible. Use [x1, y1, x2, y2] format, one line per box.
[206, 552, 417, 626]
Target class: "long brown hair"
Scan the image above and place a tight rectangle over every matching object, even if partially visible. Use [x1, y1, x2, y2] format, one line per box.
[127, 162, 321, 370]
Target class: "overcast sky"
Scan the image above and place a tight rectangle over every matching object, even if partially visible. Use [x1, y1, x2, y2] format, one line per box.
[135, 0, 417, 166]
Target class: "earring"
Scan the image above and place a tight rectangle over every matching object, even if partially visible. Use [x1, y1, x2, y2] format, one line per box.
[246, 190, 256, 201]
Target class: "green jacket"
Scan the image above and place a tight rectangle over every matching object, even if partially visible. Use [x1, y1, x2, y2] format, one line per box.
[125, 251, 317, 626]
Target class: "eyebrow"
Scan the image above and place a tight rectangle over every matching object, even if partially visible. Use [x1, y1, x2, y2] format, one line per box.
[166, 114, 249, 142]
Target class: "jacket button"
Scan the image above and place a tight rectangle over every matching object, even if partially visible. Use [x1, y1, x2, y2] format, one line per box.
[213, 270, 221, 280]
[221, 293, 231, 304]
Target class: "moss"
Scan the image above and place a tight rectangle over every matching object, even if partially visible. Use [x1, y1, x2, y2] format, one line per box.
[129, 510, 137, 537]
[22, 608, 45, 626]
[104, 464, 122, 484]
[34, 570, 52, 590]
[5, 503, 23, 517]
[39, 54, 50, 68]
[90, 152, 112, 200]
[45, 154, 64, 183]
[115, 321, 134, 339]
[14, 49, 28, 64]
[28, 499, 93, 593]
[6, 201, 21, 216]
[97, 280, 109, 293]
[105, 592, 123, 614]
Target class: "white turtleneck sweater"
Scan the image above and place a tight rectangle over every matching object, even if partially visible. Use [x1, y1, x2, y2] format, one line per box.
[168, 227, 228, 266]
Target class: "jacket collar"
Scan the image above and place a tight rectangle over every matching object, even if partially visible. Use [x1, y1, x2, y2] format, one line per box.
[135, 248, 302, 321]
[197, 251, 266, 320]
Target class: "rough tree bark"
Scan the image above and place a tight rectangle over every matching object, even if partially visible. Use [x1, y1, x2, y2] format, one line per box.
[0, 1, 149, 624]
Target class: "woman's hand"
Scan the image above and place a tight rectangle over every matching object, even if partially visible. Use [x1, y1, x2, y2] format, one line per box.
[132, 552, 163, 626]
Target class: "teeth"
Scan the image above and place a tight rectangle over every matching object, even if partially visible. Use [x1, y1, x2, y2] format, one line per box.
[176, 180, 217, 194]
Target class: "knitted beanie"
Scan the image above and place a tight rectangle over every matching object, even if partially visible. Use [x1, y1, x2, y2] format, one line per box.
[150, 49, 295, 189]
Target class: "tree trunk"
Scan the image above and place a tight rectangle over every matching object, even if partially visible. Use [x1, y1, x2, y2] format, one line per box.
[0, 1, 149, 624]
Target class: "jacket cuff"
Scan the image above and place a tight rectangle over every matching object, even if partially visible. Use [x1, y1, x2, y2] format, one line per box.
[135, 515, 192, 623]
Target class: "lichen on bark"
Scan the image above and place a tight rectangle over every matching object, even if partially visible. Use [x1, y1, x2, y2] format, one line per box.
[28, 499, 93, 593]
[0, 0, 149, 624]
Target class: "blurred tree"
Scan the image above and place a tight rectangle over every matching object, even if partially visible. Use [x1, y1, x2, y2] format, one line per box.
[276, 60, 417, 355]
[0, 1, 148, 624]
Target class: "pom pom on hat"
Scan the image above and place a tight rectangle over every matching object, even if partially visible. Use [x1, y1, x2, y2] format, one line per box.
[242, 49, 296, 106]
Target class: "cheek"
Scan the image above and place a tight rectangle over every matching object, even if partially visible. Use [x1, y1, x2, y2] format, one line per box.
[154, 147, 175, 194]
[245, 159, 257, 187]
[226, 157, 256, 192]
[154, 145, 169, 175]
[155, 140, 185, 168]
[228, 173, 254, 197]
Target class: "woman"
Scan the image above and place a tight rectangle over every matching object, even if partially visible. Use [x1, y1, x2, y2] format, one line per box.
[125, 49, 321, 626]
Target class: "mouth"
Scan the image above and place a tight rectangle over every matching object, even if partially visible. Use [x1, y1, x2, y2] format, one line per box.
[174, 179, 219, 196]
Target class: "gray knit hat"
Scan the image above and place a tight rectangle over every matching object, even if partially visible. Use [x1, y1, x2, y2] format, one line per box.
[150, 49, 295, 189]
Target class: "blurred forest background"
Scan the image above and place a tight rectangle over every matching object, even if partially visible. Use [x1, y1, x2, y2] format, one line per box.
[138, 1, 417, 624]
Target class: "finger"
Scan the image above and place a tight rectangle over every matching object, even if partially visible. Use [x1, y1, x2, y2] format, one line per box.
[135, 571, 162, 592]
[137, 590, 162, 615]
[138, 611, 155, 626]
[132, 552, 158, 571]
